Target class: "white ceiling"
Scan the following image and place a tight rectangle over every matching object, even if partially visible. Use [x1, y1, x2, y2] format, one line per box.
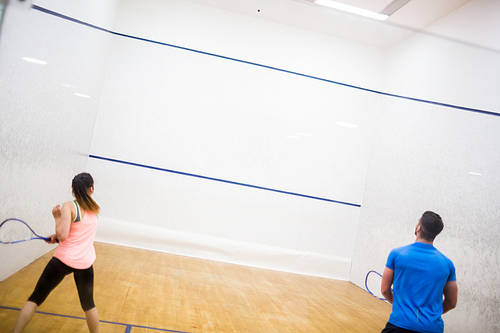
[184, 0, 472, 49]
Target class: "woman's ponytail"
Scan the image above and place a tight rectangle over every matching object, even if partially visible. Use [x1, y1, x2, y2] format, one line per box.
[72, 173, 100, 213]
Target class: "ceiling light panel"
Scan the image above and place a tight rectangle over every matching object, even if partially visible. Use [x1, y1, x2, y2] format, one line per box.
[380, 0, 411, 16]
[314, 0, 389, 21]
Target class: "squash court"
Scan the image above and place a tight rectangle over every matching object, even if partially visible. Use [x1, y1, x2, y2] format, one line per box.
[0, 242, 390, 332]
[2, 0, 500, 332]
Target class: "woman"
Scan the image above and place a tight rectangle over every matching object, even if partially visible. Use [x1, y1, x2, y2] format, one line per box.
[12, 173, 100, 333]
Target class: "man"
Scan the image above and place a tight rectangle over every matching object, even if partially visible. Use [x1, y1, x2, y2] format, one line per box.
[380, 211, 458, 333]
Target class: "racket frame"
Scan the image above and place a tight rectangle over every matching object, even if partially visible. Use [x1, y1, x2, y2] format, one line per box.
[0, 218, 51, 244]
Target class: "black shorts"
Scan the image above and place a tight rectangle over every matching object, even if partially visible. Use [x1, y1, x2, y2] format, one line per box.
[28, 257, 96, 311]
[381, 322, 422, 333]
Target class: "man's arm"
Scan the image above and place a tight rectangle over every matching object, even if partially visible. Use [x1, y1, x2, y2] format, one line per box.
[381, 267, 394, 304]
[442, 280, 458, 314]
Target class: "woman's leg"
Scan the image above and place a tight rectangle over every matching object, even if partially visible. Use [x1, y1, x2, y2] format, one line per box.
[85, 307, 100, 333]
[11, 301, 38, 333]
[74, 265, 99, 333]
[12, 257, 70, 332]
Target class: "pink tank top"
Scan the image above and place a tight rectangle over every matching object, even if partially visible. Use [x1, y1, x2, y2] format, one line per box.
[54, 201, 98, 269]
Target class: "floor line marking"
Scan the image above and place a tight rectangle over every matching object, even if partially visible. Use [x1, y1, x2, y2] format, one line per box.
[0, 306, 191, 333]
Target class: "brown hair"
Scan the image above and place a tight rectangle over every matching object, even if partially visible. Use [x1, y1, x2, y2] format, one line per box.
[72, 173, 100, 213]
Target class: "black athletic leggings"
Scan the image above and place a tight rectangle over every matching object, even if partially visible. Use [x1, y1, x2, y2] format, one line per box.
[28, 257, 95, 311]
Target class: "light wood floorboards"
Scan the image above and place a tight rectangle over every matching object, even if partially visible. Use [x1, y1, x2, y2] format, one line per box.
[0, 242, 390, 332]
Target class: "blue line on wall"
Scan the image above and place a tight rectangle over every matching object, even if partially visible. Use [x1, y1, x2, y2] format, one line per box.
[31, 5, 499, 118]
[89, 154, 362, 207]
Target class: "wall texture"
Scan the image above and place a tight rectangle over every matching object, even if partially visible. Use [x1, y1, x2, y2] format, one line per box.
[86, 0, 386, 280]
[1, 0, 499, 331]
[350, 1, 500, 332]
[0, 0, 116, 281]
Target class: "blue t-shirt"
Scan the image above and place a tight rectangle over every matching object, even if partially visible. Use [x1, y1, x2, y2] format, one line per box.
[386, 242, 456, 333]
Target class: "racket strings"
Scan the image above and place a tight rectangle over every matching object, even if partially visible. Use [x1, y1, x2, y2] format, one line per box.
[365, 270, 387, 301]
[0, 219, 47, 244]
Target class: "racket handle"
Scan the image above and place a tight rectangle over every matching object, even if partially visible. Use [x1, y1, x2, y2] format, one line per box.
[44, 236, 59, 243]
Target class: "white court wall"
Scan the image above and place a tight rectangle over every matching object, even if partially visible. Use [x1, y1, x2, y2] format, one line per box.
[2, 1, 498, 331]
[0, 0, 116, 281]
[87, 0, 386, 280]
[350, 0, 500, 332]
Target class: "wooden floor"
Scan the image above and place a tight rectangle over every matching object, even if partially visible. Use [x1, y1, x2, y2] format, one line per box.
[0, 242, 390, 332]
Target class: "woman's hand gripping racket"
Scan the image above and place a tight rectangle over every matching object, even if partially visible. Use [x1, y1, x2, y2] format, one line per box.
[0, 218, 57, 244]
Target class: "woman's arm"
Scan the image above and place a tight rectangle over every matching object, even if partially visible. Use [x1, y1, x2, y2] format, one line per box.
[53, 201, 75, 242]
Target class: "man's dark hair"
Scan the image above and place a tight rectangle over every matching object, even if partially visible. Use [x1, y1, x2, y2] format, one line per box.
[420, 211, 444, 241]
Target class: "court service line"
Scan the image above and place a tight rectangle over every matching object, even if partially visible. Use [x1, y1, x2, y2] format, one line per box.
[0, 305, 191, 333]
[31, 5, 499, 118]
[89, 154, 362, 207]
